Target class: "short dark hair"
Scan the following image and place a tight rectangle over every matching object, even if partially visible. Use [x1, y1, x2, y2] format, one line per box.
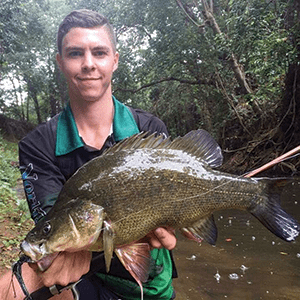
[57, 9, 117, 55]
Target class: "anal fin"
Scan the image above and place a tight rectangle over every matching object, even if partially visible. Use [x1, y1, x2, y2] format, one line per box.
[115, 243, 151, 300]
[180, 215, 218, 245]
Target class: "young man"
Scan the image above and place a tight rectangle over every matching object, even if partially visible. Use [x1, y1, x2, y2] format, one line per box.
[0, 9, 177, 300]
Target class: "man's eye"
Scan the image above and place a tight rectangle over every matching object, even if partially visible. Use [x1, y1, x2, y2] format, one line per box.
[94, 51, 106, 57]
[68, 51, 82, 57]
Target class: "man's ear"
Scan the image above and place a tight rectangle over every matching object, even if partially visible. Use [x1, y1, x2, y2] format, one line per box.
[113, 52, 119, 72]
[56, 53, 63, 71]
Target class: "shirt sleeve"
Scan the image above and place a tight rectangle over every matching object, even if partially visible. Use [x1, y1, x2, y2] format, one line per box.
[19, 122, 65, 223]
[132, 108, 169, 136]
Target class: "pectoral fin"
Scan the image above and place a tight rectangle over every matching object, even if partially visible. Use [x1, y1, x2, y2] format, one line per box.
[181, 215, 218, 245]
[103, 220, 114, 272]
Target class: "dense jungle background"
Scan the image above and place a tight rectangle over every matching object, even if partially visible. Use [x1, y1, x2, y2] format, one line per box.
[1, 0, 300, 176]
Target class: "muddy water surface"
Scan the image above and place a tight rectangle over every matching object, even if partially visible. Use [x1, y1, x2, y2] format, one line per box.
[172, 180, 300, 300]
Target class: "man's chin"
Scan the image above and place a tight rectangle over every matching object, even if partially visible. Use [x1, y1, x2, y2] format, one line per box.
[69, 85, 111, 103]
[75, 93, 105, 103]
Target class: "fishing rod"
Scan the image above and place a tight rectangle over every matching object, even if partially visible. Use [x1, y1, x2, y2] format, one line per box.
[244, 145, 300, 178]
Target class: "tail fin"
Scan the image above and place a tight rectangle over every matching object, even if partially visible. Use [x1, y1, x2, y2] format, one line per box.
[249, 179, 299, 242]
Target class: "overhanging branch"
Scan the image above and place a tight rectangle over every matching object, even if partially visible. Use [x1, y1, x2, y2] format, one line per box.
[114, 76, 215, 93]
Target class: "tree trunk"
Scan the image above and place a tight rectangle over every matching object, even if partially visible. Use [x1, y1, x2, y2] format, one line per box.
[55, 65, 68, 110]
[201, 1, 253, 94]
[49, 82, 61, 118]
[27, 79, 42, 124]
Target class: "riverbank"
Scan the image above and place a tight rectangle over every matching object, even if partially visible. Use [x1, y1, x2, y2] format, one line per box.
[0, 178, 34, 276]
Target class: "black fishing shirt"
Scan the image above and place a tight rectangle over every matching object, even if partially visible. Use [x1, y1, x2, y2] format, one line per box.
[18, 96, 176, 299]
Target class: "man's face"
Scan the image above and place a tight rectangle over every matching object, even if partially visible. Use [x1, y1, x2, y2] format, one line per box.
[56, 26, 119, 103]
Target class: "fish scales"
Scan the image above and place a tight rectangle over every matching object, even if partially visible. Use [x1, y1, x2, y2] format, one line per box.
[91, 168, 264, 245]
[56, 146, 271, 246]
[20, 129, 300, 292]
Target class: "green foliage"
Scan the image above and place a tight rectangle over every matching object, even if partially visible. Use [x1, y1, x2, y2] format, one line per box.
[0, 135, 19, 186]
[0, 135, 33, 268]
[0, 0, 71, 123]
[16, 198, 31, 222]
[219, 0, 297, 108]
[1, 0, 298, 139]
[0, 183, 17, 215]
[0, 134, 30, 220]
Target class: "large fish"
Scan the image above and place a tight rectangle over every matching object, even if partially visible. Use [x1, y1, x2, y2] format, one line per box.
[20, 130, 299, 294]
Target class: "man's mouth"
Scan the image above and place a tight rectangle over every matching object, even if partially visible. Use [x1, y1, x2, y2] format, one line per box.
[78, 77, 100, 81]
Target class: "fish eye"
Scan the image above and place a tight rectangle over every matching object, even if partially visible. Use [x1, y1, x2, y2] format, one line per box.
[42, 222, 51, 235]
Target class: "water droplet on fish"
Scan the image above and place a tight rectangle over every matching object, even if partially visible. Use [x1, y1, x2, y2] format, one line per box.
[272, 241, 275, 245]
[186, 255, 196, 260]
[229, 273, 239, 280]
[252, 236, 256, 241]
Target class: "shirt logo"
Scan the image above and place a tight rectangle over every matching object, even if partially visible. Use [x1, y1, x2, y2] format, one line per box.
[20, 163, 46, 223]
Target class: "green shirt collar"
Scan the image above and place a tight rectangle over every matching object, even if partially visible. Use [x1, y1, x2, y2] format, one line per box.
[55, 96, 140, 156]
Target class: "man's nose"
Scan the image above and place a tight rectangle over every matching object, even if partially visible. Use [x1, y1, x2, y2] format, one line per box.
[82, 52, 95, 71]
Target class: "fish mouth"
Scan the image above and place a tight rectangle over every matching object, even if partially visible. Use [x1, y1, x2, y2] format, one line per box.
[20, 240, 47, 262]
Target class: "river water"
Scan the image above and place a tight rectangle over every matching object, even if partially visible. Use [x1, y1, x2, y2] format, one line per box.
[172, 180, 300, 300]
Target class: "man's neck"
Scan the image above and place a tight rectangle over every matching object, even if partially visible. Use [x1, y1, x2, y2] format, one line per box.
[70, 96, 114, 150]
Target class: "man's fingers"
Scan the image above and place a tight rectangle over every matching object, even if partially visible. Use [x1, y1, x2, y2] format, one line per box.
[39, 251, 92, 287]
[153, 227, 176, 250]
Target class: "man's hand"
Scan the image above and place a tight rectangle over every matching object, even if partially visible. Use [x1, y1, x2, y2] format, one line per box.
[143, 227, 176, 250]
[30, 250, 92, 287]
[29, 228, 175, 287]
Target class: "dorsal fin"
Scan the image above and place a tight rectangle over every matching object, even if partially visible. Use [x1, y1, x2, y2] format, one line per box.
[104, 129, 223, 168]
[166, 130, 223, 168]
[104, 132, 171, 155]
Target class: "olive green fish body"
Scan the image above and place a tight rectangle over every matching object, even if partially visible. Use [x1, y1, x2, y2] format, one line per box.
[79, 156, 264, 247]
